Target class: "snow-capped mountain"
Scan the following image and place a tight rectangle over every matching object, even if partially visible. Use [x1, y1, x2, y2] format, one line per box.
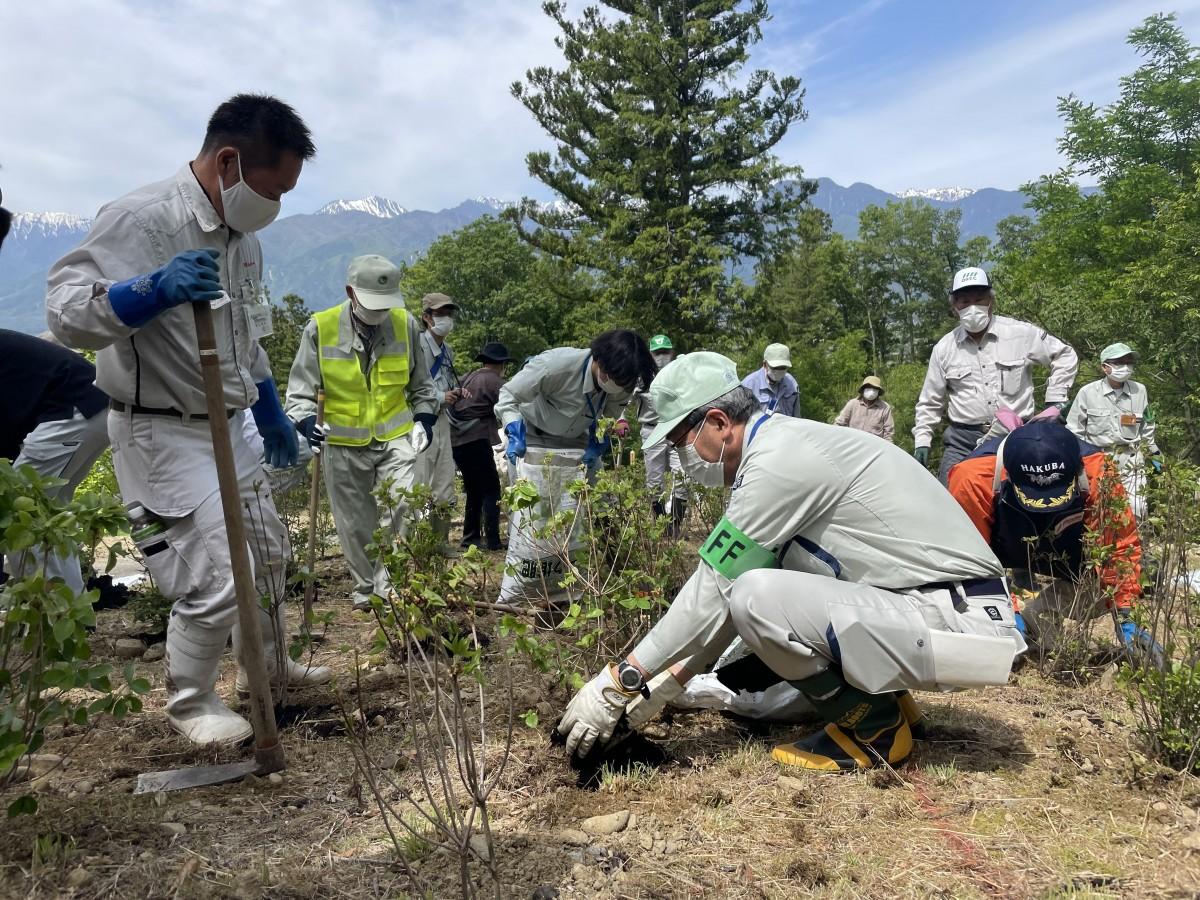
[316, 196, 407, 218]
[895, 187, 978, 202]
[10, 211, 92, 239]
[473, 196, 513, 211]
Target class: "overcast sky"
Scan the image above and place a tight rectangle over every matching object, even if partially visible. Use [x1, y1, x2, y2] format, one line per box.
[2, 0, 1198, 216]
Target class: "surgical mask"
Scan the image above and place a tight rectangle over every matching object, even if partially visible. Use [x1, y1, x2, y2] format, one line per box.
[957, 304, 991, 333]
[766, 366, 787, 384]
[653, 352, 673, 369]
[597, 371, 627, 395]
[1106, 364, 1133, 383]
[430, 317, 455, 337]
[680, 418, 727, 487]
[218, 153, 281, 233]
[353, 304, 390, 326]
[862, 388, 880, 402]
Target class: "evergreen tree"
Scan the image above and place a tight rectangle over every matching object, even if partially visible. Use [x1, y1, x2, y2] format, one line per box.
[509, 0, 811, 343]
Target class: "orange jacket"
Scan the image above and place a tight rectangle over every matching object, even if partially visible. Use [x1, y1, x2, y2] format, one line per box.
[947, 451, 1141, 609]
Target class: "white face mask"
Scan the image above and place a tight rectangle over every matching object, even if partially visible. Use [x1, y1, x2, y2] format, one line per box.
[957, 304, 991, 333]
[1106, 364, 1133, 383]
[766, 366, 787, 384]
[597, 371, 627, 395]
[218, 153, 281, 233]
[680, 418, 727, 487]
[653, 352, 673, 369]
[353, 304, 390, 326]
[862, 388, 880, 402]
[430, 316, 455, 337]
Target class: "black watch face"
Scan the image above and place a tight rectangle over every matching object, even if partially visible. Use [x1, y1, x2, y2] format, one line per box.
[619, 665, 642, 691]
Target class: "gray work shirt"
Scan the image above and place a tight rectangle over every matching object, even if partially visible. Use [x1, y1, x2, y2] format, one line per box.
[495, 347, 632, 450]
[913, 314, 1078, 447]
[1066, 378, 1158, 455]
[284, 301, 437, 430]
[632, 415, 1004, 673]
[46, 164, 272, 413]
[417, 328, 458, 410]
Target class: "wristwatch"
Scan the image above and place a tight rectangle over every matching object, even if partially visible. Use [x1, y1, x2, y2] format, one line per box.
[615, 661, 650, 698]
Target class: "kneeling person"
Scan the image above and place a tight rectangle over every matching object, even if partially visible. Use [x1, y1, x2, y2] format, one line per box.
[557, 352, 1024, 771]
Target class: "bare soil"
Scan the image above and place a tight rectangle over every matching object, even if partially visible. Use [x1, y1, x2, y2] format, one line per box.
[3, 556, 1200, 900]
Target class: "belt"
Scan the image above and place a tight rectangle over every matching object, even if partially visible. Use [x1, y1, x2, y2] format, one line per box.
[110, 400, 236, 421]
[918, 577, 1006, 598]
[948, 420, 987, 430]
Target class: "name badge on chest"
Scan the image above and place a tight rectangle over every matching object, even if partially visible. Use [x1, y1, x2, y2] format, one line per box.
[239, 277, 274, 340]
[1120, 413, 1140, 428]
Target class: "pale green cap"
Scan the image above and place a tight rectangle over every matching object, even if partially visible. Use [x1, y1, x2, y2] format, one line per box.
[643, 352, 741, 448]
[1100, 342, 1137, 362]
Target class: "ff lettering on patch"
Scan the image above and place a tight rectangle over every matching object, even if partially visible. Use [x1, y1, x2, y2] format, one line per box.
[698, 516, 776, 581]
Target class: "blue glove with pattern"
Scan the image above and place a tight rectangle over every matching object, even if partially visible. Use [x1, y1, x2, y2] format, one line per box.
[108, 249, 222, 328]
[582, 428, 610, 471]
[1118, 616, 1165, 670]
[505, 420, 527, 465]
[251, 379, 298, 468]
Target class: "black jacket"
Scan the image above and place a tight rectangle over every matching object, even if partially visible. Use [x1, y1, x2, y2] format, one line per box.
[1, 329, 108, 461]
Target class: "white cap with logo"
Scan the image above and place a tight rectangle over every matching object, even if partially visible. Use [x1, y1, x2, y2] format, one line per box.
[347, 255, 404, 309]
[643, 352, 742, 448]
[763, 343, 792, 368]
[951, 267, 990, 294]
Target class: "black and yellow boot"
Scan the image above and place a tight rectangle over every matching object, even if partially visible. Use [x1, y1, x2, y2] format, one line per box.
[896, 690, 926, 739]
[772, 668, 913, 771]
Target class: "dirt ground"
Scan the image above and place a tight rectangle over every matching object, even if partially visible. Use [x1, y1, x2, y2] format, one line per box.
[3, 554, 1200, 900]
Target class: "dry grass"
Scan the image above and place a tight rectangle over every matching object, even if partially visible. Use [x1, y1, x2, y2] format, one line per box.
[2, 556, 1199, 899]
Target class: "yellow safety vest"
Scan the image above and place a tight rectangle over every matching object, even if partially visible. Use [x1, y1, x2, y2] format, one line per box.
[315, 305, 413, 446]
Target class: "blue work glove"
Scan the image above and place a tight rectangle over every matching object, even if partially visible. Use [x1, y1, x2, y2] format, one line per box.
[413, 413, 436, 453]
[504, 420, 526, 465]
[1014, 611, 1027, 637]
[295, 415, 327, 454]
[1118, 616, 1165, 670]
[913, 446, 930, 466]
[251, 379, 298, 468]
[582, 429, 611, 471]
[108, 249, 222, 328]
[1150, 456, 1164, 475]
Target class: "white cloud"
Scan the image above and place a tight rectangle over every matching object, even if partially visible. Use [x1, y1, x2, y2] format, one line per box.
[782, 0, 1200, 190]
[0, 0, 563, 215]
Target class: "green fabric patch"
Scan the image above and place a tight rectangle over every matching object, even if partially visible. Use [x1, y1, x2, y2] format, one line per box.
[699, 516, 777, 581]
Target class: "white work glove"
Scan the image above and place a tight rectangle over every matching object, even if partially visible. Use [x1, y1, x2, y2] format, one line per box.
[557, 666, 635, 757]
[625, 670, 684, 729]
[410, 423, 430, 454]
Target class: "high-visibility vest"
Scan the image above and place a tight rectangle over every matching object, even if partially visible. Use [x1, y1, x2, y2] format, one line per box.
[315, 305, 413, 446]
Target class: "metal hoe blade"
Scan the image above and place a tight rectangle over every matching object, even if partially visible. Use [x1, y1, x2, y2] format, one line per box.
[134, 759, 260, 794]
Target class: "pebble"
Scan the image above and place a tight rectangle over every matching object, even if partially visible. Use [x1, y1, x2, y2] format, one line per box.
[1182, 831, 1200, 852]
[555, 829, 589, 846]
[113, 637, 147, 659]
[530, 887, 560, 900]
[469, 834, 492, 861]
[378, 752, 400, 771]
[581, 809, 630, 836]
[139, 851, 154, 861]
[372, 714, 386, 728]
[29, 753, 64, 775]
[268, 772, 284, 786]
[778, 775, 809, 793]
[1079, 759, 1095, 774]
[66, 867, 92, 889]
[161, 822, 186, 836]
[142, 643, 165, 662]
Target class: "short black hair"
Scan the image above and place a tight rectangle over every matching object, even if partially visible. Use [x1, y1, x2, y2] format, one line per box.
[590, 329, 657, 391]
[201, 94, 316, 170]
[0, 206, 11, 251]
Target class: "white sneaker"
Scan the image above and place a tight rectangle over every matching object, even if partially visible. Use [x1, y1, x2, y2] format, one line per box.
[167, 693, 254, 746]
[235, 657, 332, 698]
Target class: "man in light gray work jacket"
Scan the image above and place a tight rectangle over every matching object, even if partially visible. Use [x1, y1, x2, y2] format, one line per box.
[1066, 342, 1160, 519]
[913, 267, 1078, 484]
[557, 352, 1024, 772]
[286, 256, 438, 610]
[412, 292, 463, 546]
[45, 94, 330, 746]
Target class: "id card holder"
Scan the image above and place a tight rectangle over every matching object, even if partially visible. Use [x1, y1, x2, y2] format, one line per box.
[240, 277, 274, 339]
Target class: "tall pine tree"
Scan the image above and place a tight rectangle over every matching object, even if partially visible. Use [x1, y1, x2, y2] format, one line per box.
[509, 0, 811, 344]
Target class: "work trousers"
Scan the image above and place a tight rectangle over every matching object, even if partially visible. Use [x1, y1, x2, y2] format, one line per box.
[938, 422, 988, 485]
[109, 410, 290, 669]
[412, 414, 456, 507]
[644, 441, 687, 504]
[728, 570, 1024, 694]
[452, 438, 501, 549]
[323, 437, 417, 604]
[7, 409, 110, 593]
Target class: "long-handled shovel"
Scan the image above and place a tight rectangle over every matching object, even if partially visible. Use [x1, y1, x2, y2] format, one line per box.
[135, 301, 285, 793]
[301, 390, 325, 632]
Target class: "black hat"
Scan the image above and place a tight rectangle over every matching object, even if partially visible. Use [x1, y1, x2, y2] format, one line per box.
[1003, 420, 1084, 512]
[476, 341, 515, 363]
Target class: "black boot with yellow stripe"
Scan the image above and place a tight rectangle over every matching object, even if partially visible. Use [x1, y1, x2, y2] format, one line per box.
[772, 668, 913, 772]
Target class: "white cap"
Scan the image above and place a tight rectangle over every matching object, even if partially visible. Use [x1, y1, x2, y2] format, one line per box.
[763, 343, 792, 368]
[951, 267, 990, 293]
[347, 255, 404, 310]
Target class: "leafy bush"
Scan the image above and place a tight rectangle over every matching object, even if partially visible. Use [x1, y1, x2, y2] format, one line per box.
[0, 461, 148, 815]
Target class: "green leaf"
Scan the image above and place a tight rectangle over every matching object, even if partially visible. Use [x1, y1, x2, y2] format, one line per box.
[7, 795, 37, 817]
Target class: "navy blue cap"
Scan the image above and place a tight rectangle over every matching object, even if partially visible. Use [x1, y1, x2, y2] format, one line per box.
[1003, 420, 1083, 511]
